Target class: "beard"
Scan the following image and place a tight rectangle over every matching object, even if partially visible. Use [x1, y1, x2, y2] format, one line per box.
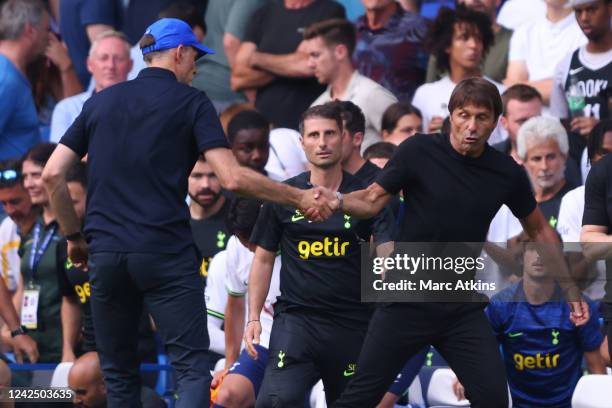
[189, 188, 221, 209]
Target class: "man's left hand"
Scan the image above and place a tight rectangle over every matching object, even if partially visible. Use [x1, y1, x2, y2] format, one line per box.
[569, 300, 590, 326]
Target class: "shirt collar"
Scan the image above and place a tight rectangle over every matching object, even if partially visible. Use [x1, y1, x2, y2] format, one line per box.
[137, 67, 178, 81]
[356, 5, 404, 33]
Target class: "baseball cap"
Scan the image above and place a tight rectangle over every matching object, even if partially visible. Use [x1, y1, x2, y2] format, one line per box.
[141, 18, 215, 58]
[569, 0, 598, 6]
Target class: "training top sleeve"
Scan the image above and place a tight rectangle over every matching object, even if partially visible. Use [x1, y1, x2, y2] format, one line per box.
[376, 135, 420, 195]
[576, 298, 604, 352]
[505, 166, 537, 220]
[193, 94, 230, 153]
[250, 201, 283, 253]
[583, 157, 610, 227]
[59, 100, 91, 158]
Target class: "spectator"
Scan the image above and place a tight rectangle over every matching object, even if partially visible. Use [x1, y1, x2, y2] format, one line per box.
[505, 0, 587, 106]
[0, 0, 49, 161]
[231, 0, 345, 129]
[50, 30, 133, 143]
[363, 141, 396, 169]
[557, 119, 612, 300]
[550, 0, 611, 138]
[188, 157, 231, 279]
[204, 249, 228, 358]
[412, 6, 503, 135]
[354, 0, 428, 102]
[129, 2, 207, 80]
[306, 19, 397, 152]
[227, 110, 274, 177]
[0, 160, 39, 294]
[381, 102, 423, 145]
[426, 0, 513, 84]
[517, 116, 576, 227]
[59, 0, 120, 88]
[454, 241, 606, 407]
[192, 0, 266, 113]
[68, 352, 166, 408]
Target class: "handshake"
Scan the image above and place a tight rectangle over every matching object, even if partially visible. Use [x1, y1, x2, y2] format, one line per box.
[299, 186, 342, 222]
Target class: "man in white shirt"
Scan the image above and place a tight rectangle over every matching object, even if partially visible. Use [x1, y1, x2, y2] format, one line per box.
[412, 6, 505, 142]
[50, 30, 133, 143]
[505, 0, 587, 106]
[550, 0, 611, 138]
[305, 18, 397, 153]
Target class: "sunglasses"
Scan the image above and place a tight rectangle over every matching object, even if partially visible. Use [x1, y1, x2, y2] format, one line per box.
[0, 169, 20, 184]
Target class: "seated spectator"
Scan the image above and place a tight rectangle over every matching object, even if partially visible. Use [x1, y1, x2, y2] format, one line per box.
[412, 6, 504, 142]
[204, 249, 229, 357]
[557, 119, 612, 301]
[192, 0, 264, 113]
[306, 19, 397, 152]
[363, 141, 397, 169]
[130, 3, 206, 81]
[454, 241, 605, 407]
[188, 157, 231, 279]
[231, 0, 345, 129]
[504, 0, 587, 107]
[59, 0, 119, 88]
[517, 116, 577, 227]
[550, 0, 611, 142]
[354, 0, 428, 102]
[381, 102, 423, 145]
[0, 0, 50, 161]
[50, 30, 133, 143]
[68, 351, 166, 408]
[426, 0, 513, 84]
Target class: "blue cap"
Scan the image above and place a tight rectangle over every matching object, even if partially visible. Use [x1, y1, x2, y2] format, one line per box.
[141, 18, 215, 58]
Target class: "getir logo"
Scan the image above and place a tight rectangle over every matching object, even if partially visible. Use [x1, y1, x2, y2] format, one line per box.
[514, 352, 559, 371]
[297, 237, 349, 260]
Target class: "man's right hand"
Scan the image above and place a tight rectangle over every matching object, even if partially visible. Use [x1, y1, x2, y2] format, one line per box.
[13, 334, 39, 364]
[300, 187, 337, 222]
[243, 320, 262, 359]
[68, 238, 89, 271]
[211, 368, 228, 388]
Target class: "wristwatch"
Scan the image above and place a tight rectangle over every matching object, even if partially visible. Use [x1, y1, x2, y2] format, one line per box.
[65, 231, 85, 242]
[10, 326, 27, 337]
[335, 191, 344, 212]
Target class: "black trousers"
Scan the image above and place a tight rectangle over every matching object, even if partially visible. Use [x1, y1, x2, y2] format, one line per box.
[333, 303, 508, 408]
[89, 249, 211, 408]
[256, 311, 368, 407]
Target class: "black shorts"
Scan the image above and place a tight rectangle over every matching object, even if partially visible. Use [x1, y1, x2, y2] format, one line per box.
[255, 311, 368, 408]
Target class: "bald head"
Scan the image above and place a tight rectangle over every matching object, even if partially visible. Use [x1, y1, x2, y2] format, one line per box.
[68, 352, 107, 408]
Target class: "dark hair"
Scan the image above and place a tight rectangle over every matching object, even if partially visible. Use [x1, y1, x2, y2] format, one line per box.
[303, 18, 356, 56]
[23, 142, 56, 168]
[587, 119, 612, 162]
[159, 2, 206, 34]
[225, 198, 263, 240]
[381, 102, 422, 133]
[425, 6, 494, 73]
[227, 110, 270, 144]
[501, 84, 542, 117]
[363, 142, 397, 161]
[448, 77, 503, 119]
[325, 100, 365, 135]
[299, 104, 343, 136]
[441, 116, 451, 134]
[66, 162, 87, 188]
[0, 159, 23, 189]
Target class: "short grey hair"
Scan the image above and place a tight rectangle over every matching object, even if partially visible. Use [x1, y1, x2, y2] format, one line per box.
[0, 0, 46, 41]
[517, 116, 569, 160]
[89, 30, 131, 57]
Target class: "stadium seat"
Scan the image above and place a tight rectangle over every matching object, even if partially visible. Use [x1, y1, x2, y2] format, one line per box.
[426, 368, 470, 407]
[48, 362, 73, 388]
[571, 374, 612, 408]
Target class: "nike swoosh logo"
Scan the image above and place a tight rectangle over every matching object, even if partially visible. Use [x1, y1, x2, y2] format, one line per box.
[569, 67, 584, 76]
[508, 332, 523, 338]
[291, 215, 304, 222]
[343, 370, 355, 377]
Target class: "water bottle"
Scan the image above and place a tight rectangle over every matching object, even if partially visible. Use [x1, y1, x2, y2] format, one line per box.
[567, 77, 586, 118]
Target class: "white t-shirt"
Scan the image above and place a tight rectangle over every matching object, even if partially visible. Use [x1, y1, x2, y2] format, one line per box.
[411, 76, 507, 145]
[224, 235, 281, 349]
[311, 71, 398, 152]
[0, 217, 20, 292]
[557, 185, 605, 300]
[205, 250, 229, 355]
[509, 12, 587, 82]
[128, 44, 147, 80]
[550, 46, 612, 119]
[266, 128, 308, 181]
[497, 0, 546, 31]
[49, 91, 91, 143]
